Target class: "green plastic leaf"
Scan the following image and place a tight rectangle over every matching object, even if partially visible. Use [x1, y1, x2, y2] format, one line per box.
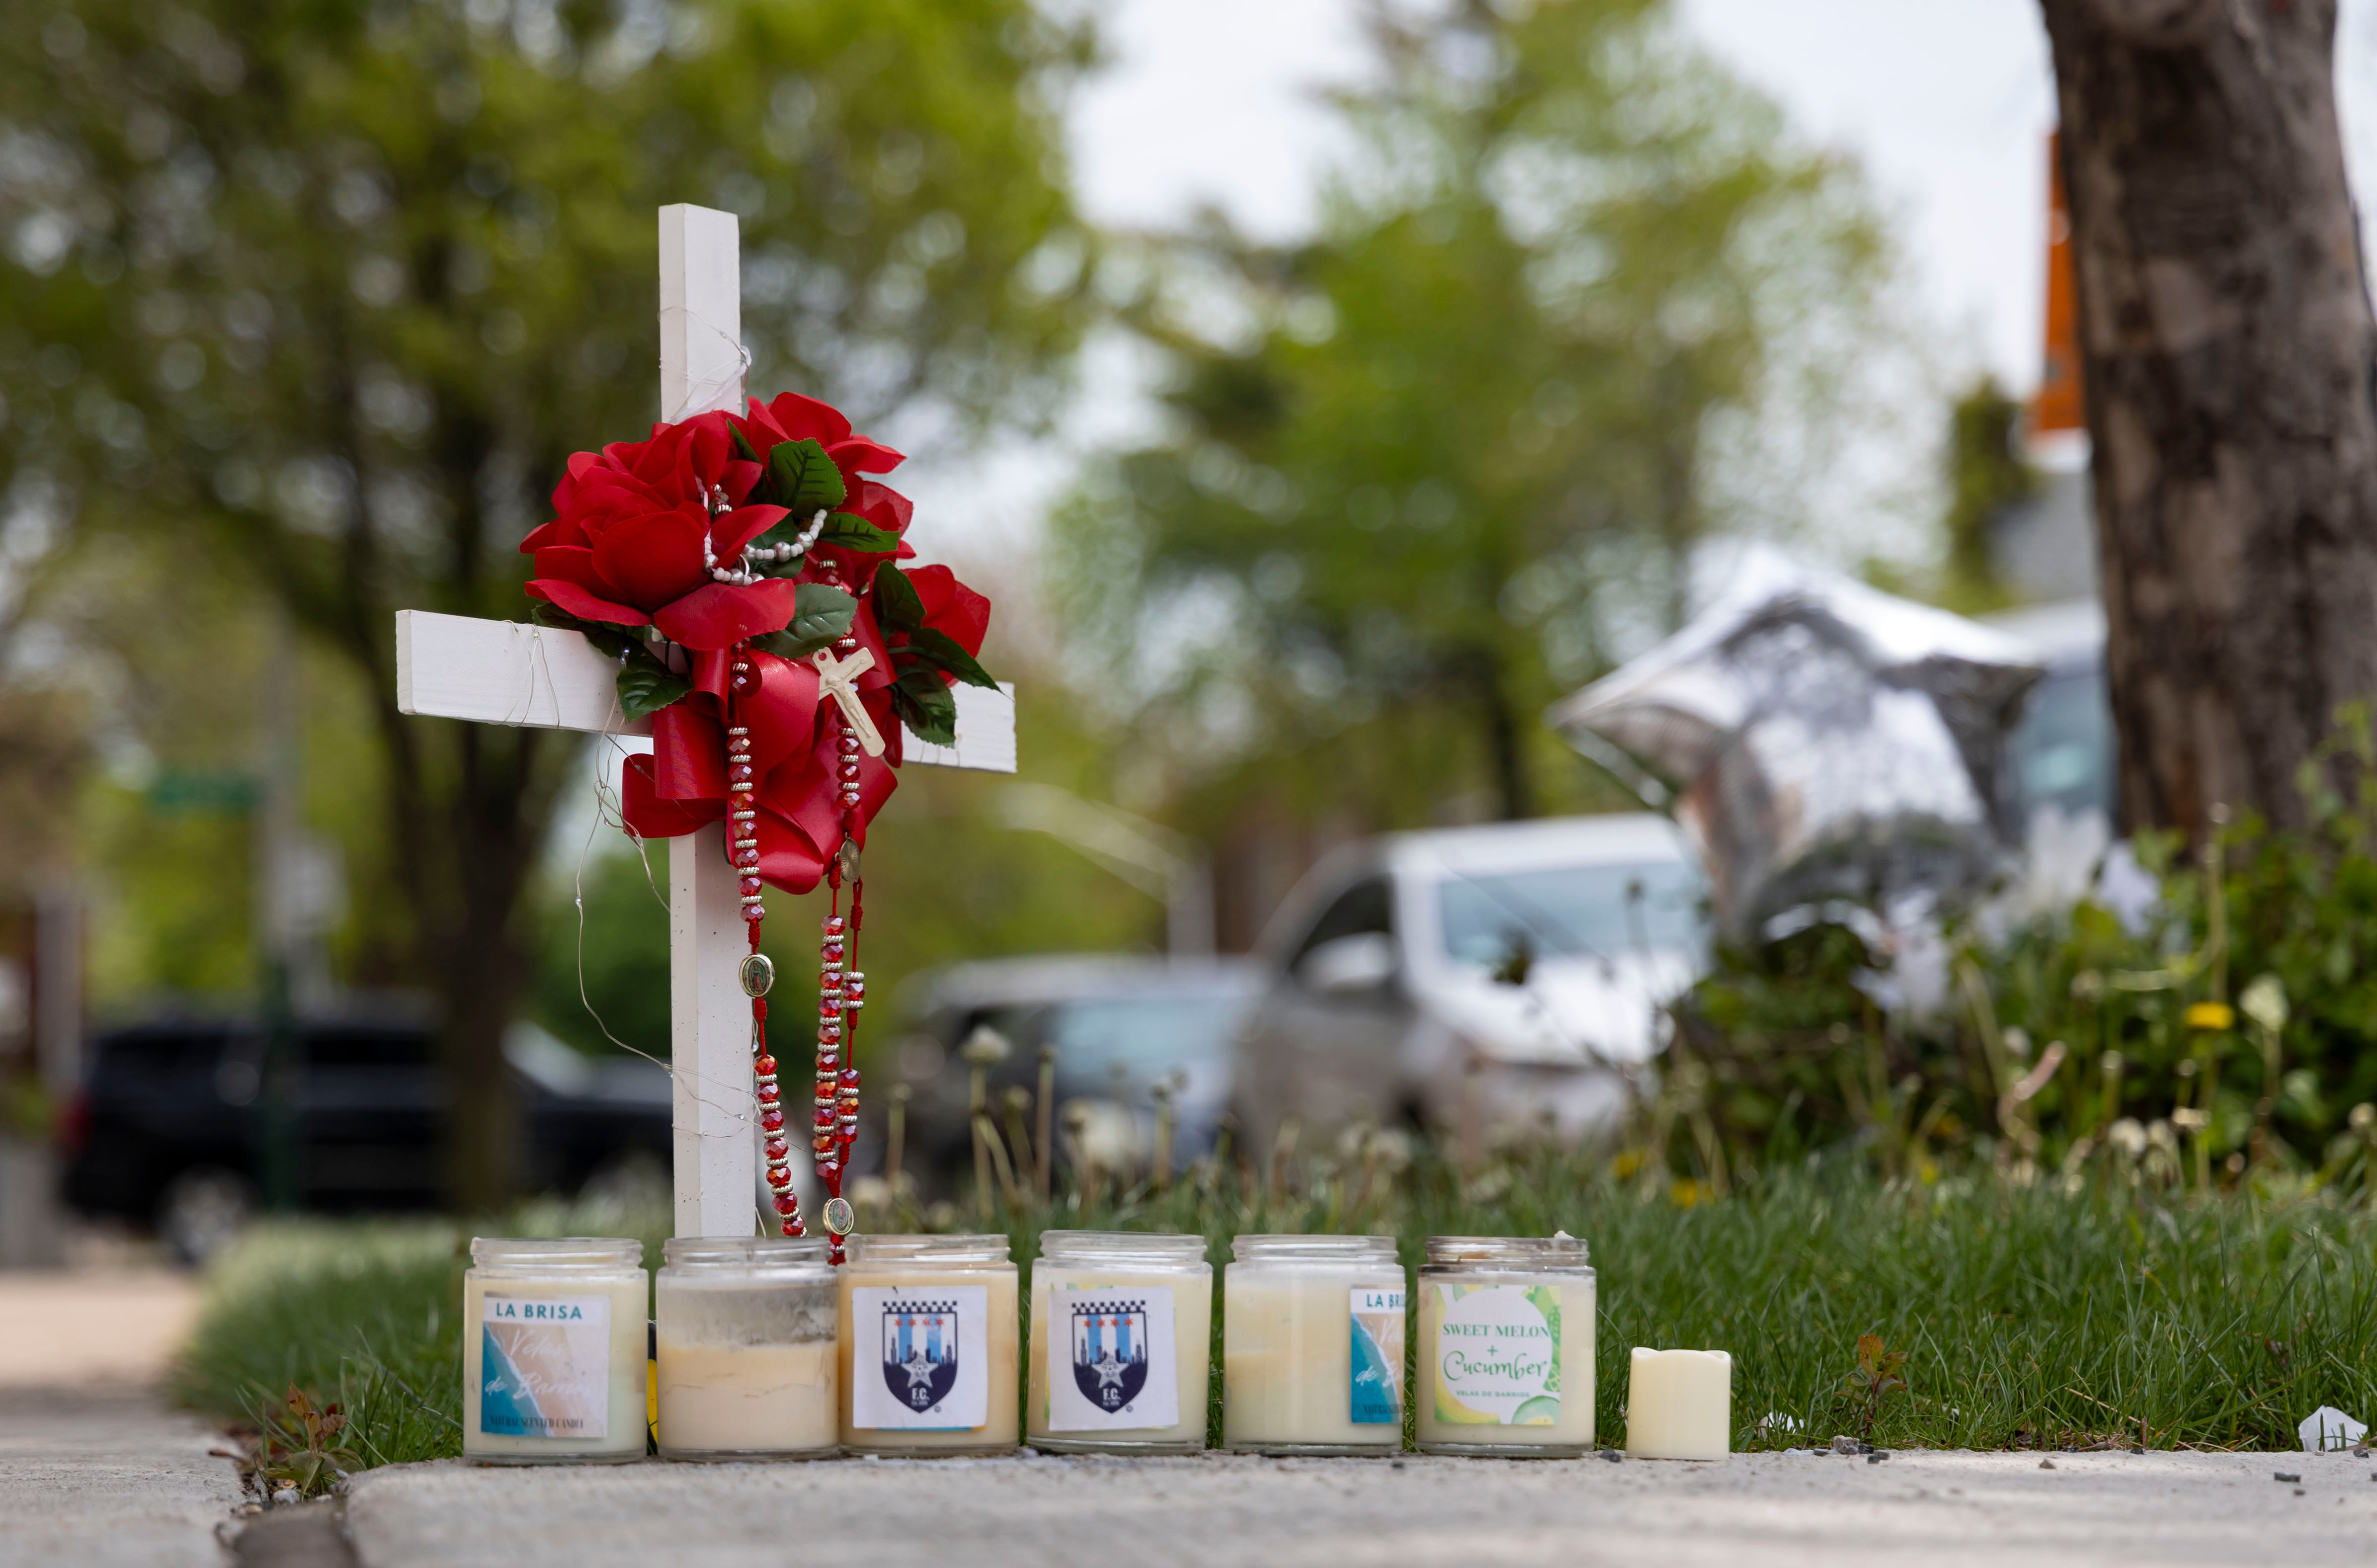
[749, 583, 857, 660]
[728, 425, 761, 465]
[904, 626, 998, 689]
[616, 657, 691, 717]
[891, 665, 958, 746]
[871, 562, 927, 633]
[764, 437, 846, 516]
[820, 512, 900, 553]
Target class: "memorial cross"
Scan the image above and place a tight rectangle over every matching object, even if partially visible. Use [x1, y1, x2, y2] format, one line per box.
[393, 204, 1016, 1238]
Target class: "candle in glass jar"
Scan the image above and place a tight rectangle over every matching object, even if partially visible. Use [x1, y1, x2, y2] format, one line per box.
[655, 1236, 838, 1460]
[838, 1233, 1019, 1456]
[1625, 1347, 1731, 1460]
[462, 1237, 649, 1465]
[1415, 1234, 1595, 1457]
[1027, 1231, 1211, 1454]
[1223, 1235, 1405, 1455]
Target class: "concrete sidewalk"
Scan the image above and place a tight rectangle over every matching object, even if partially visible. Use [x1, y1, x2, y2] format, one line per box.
[345, 1447, 2377, 1568]
[0, 1387, 244, 1568]
[0, 1266, 243, 1568]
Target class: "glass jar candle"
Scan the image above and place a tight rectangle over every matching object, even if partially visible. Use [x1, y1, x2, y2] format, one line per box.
[463, 1237, 649, 1465]
[1223, 1234, 1406, 1455]
[1027, 1231, 1212, 1454]
[654, 1236, 837, 1460]
[1415, 1234, 1595, 1457]
[837, 1233, 1019, 1456]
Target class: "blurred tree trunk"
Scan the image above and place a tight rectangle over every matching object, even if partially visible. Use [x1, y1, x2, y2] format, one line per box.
[2040, 0, 2377, 837]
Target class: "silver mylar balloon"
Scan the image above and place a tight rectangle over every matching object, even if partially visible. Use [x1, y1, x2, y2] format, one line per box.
[1548, 555, 2044, 946]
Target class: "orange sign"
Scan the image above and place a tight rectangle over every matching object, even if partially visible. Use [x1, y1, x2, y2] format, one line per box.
[2033, 130, 2084, 435]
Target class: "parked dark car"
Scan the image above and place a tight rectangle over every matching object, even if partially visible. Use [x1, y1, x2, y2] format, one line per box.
[62, 1013, 671, 1259]
[887, 956, 1260, 1199]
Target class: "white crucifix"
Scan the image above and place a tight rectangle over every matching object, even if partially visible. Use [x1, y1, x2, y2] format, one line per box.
[393, 204, 1016, 1238]
[811, 648, 885, 756]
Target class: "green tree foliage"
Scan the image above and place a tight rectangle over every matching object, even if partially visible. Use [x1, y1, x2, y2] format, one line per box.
[0, 0, 1093, 1207]
[1938, 375, 2033, 611]
[1058, 0, 1890, 826]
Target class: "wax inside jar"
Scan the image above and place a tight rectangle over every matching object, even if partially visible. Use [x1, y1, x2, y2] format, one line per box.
[837, 1265, 1019, 1452]
[1027, 1267, 1211, 1446]
[462, 1272, 648, 1462]
[654, 1275, 837, 1455]
[1414, 1275, 1594, 1451]
[1223, 1273, 1405, 1450]
[656, 1338, 835, 1453]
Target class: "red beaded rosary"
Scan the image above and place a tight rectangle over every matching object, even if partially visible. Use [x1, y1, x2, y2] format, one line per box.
[727, 568, 867, 1264]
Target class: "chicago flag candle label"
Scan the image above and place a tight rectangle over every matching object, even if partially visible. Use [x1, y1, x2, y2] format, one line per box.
[1045, 1287, 1178, 1431]
[1431, 1283, 1560, 1426]
[852, 1286, 990, 1430]
[1349, 1287, 1406, 1425]
[478, 1294, 611, 1439]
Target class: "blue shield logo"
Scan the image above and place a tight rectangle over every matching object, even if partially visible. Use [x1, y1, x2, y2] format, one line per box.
[1070, 1299, 1150, 1413]
[881, 1300, 961, 1412]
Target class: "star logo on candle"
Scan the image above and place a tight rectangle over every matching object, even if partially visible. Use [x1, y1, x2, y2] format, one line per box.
[1070, 1300, 1150, 1413]
[879, 1301, 960, 1412]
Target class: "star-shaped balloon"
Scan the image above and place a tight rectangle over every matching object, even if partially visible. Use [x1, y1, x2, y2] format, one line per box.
[1549, 552, 2044, 945]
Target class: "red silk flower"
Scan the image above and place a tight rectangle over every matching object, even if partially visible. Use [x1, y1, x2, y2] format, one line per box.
[726, 392, 917, 579]
[521, 413, 799, 651]
[525, 393, 985, 897]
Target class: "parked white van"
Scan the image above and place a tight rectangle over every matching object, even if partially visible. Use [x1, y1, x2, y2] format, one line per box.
[1229, 813, 1707, 1157]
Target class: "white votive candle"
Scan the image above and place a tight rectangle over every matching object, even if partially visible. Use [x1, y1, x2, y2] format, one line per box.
[1223, 1235, 1406, 1455]
[1028, 1231, 1212, 1454]
[837, 1233, 1019, 1456]
[462, 1237, 648, 1465]
[1624, 1347, 1731, 1460]
[655, 1236, 837, 1460]
[1415, 1234, 1595, 1457]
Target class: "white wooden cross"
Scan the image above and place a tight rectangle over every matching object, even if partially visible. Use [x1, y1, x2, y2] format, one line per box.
[393, 205, 1016, 1238]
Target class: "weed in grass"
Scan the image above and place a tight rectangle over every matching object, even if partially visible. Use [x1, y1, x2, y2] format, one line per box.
[233, 1386, 363, 1501]
[1840, 1334, 1908, 1440]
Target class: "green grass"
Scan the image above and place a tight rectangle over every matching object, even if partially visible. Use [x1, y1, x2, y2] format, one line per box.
[171, 1152, 2377, 1465]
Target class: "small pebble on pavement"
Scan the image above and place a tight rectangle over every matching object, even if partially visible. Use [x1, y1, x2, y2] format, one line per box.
[1599, 1449, 1622, 1463]
[2040, 1458, 2056, 1470]
[2274, 1472, 2300, 1484]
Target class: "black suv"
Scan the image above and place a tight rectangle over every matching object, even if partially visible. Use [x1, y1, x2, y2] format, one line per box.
[62, 1014, 672, 1259]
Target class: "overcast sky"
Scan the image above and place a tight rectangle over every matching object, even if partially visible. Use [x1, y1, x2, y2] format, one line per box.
[887, 0, 2377, 580]
[1066, 0, 2377, 397]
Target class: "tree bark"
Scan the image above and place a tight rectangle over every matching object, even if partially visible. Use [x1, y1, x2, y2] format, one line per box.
[2039, 0, 2377, 837]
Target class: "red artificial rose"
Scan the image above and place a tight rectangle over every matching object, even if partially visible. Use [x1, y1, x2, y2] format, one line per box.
[726, 393, 916, 580]
[521, 413, 793, 649]
[906, 564, 992, 658]
[728, 391, 906, 489]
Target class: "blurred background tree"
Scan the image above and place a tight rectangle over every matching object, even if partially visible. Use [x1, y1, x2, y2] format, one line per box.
[1935, 376, 2033, 614]
[0, 0, 1096, 1208]
[1055, 0, 1898, 939]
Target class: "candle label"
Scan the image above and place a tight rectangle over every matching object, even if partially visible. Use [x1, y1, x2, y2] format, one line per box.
[1430, 1284, 1561, 1426]
[851, 1285, 990, 1430]
[1349, 1287, 1405, 1425]
[1044, 1287, 1180, 1431]
[478, 1293, 611, 1440]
